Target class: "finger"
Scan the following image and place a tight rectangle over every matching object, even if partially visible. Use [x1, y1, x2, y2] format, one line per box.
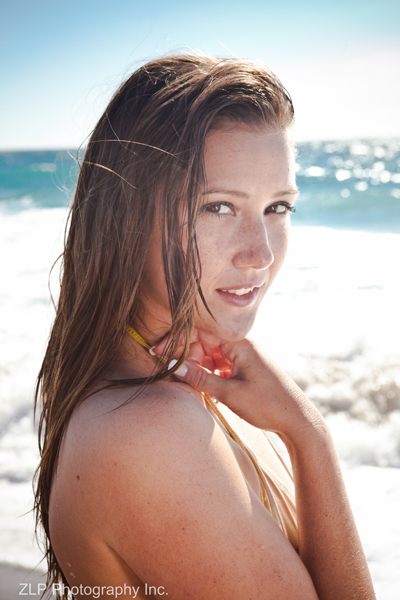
[186, 341, 207, 365]
[203, 356, 215, 372]
[217, 339, 257, 377]
[175, 360, 234, 403]
[203, 344, 222, 358]
[213, 355, 232, 372]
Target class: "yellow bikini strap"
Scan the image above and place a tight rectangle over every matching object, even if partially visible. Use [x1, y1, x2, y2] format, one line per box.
[126, 326, 170, 364]
[126, 326, 152, 350]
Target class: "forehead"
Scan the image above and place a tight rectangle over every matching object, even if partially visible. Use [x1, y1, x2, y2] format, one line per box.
[203, 126, 295, 190]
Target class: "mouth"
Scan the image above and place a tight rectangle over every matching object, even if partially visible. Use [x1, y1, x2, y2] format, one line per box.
[216, 284, 263, 306]
[220, 287, 256, 296]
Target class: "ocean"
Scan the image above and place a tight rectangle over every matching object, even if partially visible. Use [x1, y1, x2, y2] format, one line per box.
[1, 139, 400, 598]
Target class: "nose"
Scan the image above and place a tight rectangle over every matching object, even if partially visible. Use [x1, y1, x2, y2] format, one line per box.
[232, 218, 274, 270]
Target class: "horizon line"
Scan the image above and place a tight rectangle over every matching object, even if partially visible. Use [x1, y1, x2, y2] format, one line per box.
[1, 134, 400, 154]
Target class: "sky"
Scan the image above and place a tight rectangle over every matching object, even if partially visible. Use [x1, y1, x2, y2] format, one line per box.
[1, 0, 399, 150]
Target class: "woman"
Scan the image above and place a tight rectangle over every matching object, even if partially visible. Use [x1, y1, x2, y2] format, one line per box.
[35, 55, 375, 599]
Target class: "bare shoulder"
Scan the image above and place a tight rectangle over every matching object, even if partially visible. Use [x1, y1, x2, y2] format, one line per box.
[56, 382, 318, 599]
[66, 380, 214, 457]
[58, 380, 219, 505]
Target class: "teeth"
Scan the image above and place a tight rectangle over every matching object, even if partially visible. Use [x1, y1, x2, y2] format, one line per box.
[221, 287, 254, 296]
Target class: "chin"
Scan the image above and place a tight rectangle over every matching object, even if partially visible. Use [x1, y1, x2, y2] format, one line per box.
[198, 318, 254, 346]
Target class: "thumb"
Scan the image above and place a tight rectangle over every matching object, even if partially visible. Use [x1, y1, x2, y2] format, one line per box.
[174, 359, 231, 402]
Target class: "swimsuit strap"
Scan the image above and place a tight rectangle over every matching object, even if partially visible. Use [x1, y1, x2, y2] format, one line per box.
[127, 326, 152, 350]
[126, 326, 298, 550]
[262, 430, 294, 481]
[127, 326, 168, 363]
[201, 391, 297, 548]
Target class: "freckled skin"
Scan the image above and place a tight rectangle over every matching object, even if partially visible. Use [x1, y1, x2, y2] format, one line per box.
[141, 127, 298, 345]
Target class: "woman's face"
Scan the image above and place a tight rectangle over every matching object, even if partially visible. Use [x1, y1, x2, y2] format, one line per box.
[142, 125, 298, 346]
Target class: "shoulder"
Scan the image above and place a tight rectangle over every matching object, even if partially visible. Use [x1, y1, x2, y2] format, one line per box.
[61, 381, 222, 487]
[56, 381, 318, 599]
[63, 380, 252, 543]
[70, 380, 214, 450]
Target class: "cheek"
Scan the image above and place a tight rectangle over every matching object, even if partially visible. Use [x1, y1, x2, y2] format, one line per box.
[196, 233, 231, 287]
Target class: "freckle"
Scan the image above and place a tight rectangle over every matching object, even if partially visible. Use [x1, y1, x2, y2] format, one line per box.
[76, 475, 80, 480]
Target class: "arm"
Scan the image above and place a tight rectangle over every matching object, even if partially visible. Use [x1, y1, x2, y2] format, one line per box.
[288, 425, 373, 600]
[177, 339, 376, 600]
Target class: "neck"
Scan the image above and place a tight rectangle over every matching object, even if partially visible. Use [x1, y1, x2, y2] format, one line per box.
[109, 331, 160, 380]
[133, 321, 171, 349]
[133, 301, 174, 349]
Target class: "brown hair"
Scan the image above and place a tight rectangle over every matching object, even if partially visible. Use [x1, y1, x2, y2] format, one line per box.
[34, 53, 294, 595]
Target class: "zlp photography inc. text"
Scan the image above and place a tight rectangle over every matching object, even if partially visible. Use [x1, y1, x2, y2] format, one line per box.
[19, 582, 168, 598]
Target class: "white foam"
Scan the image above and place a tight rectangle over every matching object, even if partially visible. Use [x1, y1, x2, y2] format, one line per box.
[0, 480, 44, 569]
[327, 412, 400, 468]
[341, 464, 400, 599]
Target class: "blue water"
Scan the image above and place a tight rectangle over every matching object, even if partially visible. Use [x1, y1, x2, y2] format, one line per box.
[0, 150, 78, 211]
[294, 139, 400, 232]
[1, 139, 399, 232]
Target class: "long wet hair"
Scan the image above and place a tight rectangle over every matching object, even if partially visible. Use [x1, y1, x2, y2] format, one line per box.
[34, 53, 294, 594]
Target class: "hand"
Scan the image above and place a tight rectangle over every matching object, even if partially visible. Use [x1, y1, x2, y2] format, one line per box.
[154, 333, 324, 441]
[152, 329, 232, 377]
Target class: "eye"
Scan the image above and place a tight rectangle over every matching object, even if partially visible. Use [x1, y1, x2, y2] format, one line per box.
[265, 202, 296, 215]
[202, 202, 235, 216]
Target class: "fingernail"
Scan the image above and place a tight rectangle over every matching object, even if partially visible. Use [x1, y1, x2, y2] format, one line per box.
[149, 346, 156, 356]
[176, 364, 188, 377]
[168, 359, 188, 378]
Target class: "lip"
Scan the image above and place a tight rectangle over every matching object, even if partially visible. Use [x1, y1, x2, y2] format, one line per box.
[216, 284, 264, 307]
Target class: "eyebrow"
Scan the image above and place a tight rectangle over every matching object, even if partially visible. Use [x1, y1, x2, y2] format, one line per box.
[204, 188, 299, 198]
